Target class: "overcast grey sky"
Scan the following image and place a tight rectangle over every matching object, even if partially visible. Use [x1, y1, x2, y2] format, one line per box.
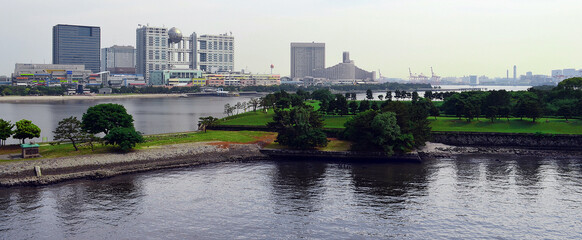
[1, 0, 581, 78]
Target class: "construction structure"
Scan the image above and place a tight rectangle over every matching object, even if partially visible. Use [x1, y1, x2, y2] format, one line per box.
[409, 67, 441, 85]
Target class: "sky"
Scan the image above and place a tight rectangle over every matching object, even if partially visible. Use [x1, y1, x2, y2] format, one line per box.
[1, 0, 581, 79]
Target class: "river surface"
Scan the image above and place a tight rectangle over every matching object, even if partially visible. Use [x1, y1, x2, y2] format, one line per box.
[0, 95, 259, 144]
[1, 155, 581, 239]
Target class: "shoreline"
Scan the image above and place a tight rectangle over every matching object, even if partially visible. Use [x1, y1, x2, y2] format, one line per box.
[0, 141, 266, 187]
[0, 94, 185, 103]
[2, 140, 582, 187]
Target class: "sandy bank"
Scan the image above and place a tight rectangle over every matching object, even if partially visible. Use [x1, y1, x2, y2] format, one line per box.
[0, 142, 265, 187]
[0, 94, 183, 103]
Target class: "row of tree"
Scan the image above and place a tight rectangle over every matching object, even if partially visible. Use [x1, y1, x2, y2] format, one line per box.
[440, 78, 582, 122]
[0, 119, 41, 146]
[0, 103, 143, 151]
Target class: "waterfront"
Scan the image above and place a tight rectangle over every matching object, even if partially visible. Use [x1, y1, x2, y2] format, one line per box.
[1, 156, 581, 239]
[0, 95, 258, 144]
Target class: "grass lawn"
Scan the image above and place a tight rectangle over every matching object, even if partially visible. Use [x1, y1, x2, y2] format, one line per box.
[430, 117, 582, 135]
[0, 130, 276, 162]
[219, 110, 352, 129]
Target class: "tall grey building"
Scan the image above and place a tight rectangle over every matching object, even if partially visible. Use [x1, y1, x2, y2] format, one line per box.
[53, 24, 101, 73]
[290, 42, 325, 79]
[198, 33, 234, 72]
[101, 45, 136, 74]
[136, 25, 169, 81]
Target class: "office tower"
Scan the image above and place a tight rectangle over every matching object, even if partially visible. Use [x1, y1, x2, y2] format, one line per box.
[513, 65, 516, 81]
[101, 45, 136, 74]
[198, 33, 235, 73]
[290, 42, 325, 79]
[136, 25, 169, 81]
[53, 24, 101, 73]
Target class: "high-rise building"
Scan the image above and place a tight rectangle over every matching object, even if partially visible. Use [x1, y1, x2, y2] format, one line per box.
[101, 45, 136, 74]
[513, 65, 516, 81]
[290, 42, 325, 80]
[53, 24, 101, 73]
[136, 25, 169, 81]
[198, 33, 235, 73]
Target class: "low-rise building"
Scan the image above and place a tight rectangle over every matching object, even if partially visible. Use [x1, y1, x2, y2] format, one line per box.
[12, 63, 92, 86]
[149, 70, 203, 86]
[108, 74, 146, 87]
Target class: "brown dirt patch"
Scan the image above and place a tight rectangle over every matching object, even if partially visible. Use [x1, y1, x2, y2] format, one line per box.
[207, 133, 277, 149]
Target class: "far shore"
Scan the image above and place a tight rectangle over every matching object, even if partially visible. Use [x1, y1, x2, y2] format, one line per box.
[0, 93, 185, 103]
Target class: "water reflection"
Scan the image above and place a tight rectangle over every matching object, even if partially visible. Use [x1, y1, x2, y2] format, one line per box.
[53, 177, 142, 237]
[349, 161, 429, 221]
[270, 160, 327, 215]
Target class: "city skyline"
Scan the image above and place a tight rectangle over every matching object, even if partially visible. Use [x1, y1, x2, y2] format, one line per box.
[1, 0, 581, 79]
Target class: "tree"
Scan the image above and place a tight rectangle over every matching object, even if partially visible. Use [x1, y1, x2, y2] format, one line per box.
[13, 119, 41, 144]
[267, 105, 328, 149]
[103, 127, 144, 152]
[412, 91, 419, 103]
[198, 116, 219, 133]
[53, 116, 93, 151]
[224, 103, 233, 116]
[82, 103, 134, 135]
[0, 119, 14, 146]
[366, 89, 374, 100]
[378, 94, 384, 101]
[557, 105, 574, 121]
[358, 100, 370, 113]
[335, 94, 349, 116]
[424, 90, 433, 100]
[349, 101, 359, 114]
[343, 110, 410, 156]
[385, 91, 392, 101]
[248, 98, 260, 112]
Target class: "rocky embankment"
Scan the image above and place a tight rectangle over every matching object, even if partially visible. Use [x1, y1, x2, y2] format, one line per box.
[0, 142, 265, 187]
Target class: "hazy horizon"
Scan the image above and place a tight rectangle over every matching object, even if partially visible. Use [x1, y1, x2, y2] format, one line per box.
[1, 0, 580, 79]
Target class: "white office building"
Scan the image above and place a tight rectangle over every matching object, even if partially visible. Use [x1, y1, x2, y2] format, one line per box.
[198, 33, 234, 73]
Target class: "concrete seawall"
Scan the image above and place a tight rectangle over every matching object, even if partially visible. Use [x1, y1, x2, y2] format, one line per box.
[0, 142, 266, 187]
[432, 131, 582, 150]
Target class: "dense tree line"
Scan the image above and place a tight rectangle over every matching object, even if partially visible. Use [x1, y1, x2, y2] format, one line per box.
[440, 78, 582, 122]
[261, 88, 433, 154]
[0, 85, 68, 96]
[239, 82, 430, 93]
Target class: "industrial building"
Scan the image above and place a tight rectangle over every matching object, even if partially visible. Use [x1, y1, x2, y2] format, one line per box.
[101, 45, 136, 74]
[290, 42, 325, 80]
[53, 24, 101, 73]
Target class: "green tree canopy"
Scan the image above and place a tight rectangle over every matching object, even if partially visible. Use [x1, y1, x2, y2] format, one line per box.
[103, 127, 144, 151]
[343, 110, 412, 156]
[198, 116, 219, 133]
[267, 105, 328, 149]
[0, 119, 14, 146]
[82, 103, 134, 135]
[13, 119, 41, 144]
[53, 116, 93, 151]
